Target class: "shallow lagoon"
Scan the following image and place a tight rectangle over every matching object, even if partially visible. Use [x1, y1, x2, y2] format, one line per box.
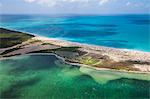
[0, 54, 150, 99]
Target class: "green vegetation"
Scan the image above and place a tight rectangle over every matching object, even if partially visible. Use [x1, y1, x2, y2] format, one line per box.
[28, 46, 81, 54]
[41, 43, 54, 45]
[27, 49, 53, 54]
[127, 60, 150, 65]
[78, 55, 137, 71]
[3, 53, 21, 57]
[0, 28, 34, 48]
[95, 61, 138, 71]
[29, 40, 42, 44]
[28, 46, 137, 71]
[0, 47, 22, 55]
[52, 46, 81, 52]
[79, 56, 100, 65]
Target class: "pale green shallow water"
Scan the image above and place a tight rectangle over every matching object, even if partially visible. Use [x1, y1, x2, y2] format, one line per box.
[0, 54, 150, 99]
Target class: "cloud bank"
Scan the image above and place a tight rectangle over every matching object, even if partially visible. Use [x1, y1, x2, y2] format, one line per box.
[24, 0, 112, 7]
[1, 0, 148, 14]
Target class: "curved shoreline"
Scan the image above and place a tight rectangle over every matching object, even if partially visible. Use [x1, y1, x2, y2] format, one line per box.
[0, 27, 150, 73]
[34, 36, 150, 62]
[1, 27, 150, 53]
[1, 53, 150, 74]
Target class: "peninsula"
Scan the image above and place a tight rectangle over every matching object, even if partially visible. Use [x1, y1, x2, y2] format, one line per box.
[0, 28, 150, 73]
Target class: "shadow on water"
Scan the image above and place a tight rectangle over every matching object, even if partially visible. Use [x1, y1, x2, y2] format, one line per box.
[20, 22, 118, 38]
[58, 74, 150, 99]
[0, 77, 41, 98]
[131, 19, 150, 25]
[39, 23, 118, 28]
[21, 23, 117, 29]
[105, 78, 150, 99]
[95, 40, 134, 48]
[64, 30, 118, 37]
[74, 76, 150, 99]
[125, 15, 150, 25]
[7, 55, 59, 74]
[0, 55, 150, 99]
[74, 39, 134, 49]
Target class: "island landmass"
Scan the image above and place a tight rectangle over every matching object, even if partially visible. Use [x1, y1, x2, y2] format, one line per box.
[0, 28, 150, 73]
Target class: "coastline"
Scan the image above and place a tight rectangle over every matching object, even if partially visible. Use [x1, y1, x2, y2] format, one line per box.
[1, 53, 150, 74]
[34, 36, 150, 62]
[1, 27, 150, 53]
[0, 28, 150, 73]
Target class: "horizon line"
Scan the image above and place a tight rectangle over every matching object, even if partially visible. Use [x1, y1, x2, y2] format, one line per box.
[0, 13, 150, 16]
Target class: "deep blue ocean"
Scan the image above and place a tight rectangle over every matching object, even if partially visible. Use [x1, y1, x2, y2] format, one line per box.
[0, 14, 150, 51]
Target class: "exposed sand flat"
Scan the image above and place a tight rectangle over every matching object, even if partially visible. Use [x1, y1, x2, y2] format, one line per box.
[6, 44, 59, 55]
[29, 36, 150, 73]
[134, 64, 150, 72]
[34, 36, 150, 62]
[0, 35, 150, 73]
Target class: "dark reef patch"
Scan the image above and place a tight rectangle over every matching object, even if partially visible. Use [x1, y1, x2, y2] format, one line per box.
[0, 77, 41, 99]
[5, 55, 59, 74]
[125, 15, 150, 25]
[106, 78, 150, 98]
[0, 55, 150, 99]
[131, 19, 150, 25]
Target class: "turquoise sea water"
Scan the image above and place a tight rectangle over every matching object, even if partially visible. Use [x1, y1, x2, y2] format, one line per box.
[0, 54, 150, 99]
[0, 14, 150, 51]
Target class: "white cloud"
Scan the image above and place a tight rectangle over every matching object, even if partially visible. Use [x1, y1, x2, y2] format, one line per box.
[126, 1, 143, 7]
[99, 0, 109, 5]
[0, 2, 2, 7]
[126, 2, 131, 6]
[24, 0, 112, 7]
[24, 0, 36, 3]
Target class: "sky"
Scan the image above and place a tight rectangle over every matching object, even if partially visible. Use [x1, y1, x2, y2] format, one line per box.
[0, 0, 150, 14]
